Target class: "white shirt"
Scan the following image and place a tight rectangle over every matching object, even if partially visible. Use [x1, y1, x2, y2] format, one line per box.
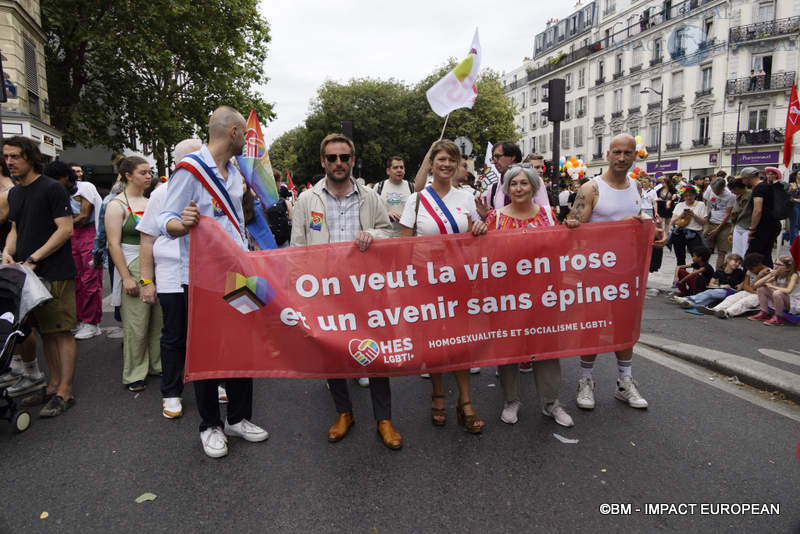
[673, 201, 708, 231]
[703, 187, 735, 225]
[558, 190, 570, 207]
[400, 187, 476, 236]
[136, 184, 182, 293]
[75, 180, 103, 227]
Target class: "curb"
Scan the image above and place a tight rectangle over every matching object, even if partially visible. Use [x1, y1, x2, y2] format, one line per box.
[637, 333, 800, 403]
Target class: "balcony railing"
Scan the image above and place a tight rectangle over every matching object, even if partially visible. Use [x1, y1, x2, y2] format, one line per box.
[629, 65, 642, 74]
[542, 94, 549, 102]
[577, 109, 586, 118]
[722, 128, 785, 147]
[692, 137, 710, 147]
[668, 96, 684, 104]
[648, 102, 661, 110]
[613, 72, 624, 80]
[628, 106, 641, 114]
[565, 113, 572, 121]
[594, 116, 605, 123]
[725, 71, 796, 96]
[525, 46, 592, 84]
[729, 15, 800, 44]
[649, 57, 662, 66]
[665, 142, 681, 151]
[646, 145, 658, 153]
[592, 153, 603, 161]
[695, 88, 712, 98]
[595, 78, 605, 86]
[611, 111, 623, 118]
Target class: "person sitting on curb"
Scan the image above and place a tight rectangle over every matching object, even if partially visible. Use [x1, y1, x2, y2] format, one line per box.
[672, 253, 744, 311]
[748, 255, 799, 326]
[672, 246, 713, 296]
[707, 253, 771, 319]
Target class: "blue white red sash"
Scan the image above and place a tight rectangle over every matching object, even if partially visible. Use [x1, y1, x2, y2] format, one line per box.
[174, 154, 244, 238]
[419, 186, 460, 234]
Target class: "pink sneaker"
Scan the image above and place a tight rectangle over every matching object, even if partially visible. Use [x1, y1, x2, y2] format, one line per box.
[748, 311, 771, 321]
[764, 315, 785, 326]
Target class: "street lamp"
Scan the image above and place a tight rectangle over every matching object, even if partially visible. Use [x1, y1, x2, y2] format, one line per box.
[641, 87, 663, 171]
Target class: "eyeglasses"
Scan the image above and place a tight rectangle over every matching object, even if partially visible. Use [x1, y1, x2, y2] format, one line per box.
[324, 153, 351, 163]
[492, 153, 505, 161]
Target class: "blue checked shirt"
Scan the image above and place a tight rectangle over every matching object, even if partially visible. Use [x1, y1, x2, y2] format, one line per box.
[322, 178, 361, 243]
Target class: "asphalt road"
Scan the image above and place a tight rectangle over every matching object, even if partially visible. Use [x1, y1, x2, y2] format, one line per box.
[1, 302, 798, 533]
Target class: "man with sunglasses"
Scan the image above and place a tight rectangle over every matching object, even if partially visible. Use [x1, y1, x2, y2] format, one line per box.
[290, 133, 401, 450]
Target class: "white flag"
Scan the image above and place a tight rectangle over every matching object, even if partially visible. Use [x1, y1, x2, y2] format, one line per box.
[425, 29, 481, 117]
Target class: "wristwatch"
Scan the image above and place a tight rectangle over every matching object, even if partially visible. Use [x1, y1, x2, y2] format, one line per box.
[138, 278, 153, 287]
[24, 256, 37, 265]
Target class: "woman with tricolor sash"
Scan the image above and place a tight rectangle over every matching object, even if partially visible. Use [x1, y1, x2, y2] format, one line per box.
[484, 163, 575, 429]
[400, 139, 488, 433]
[105, 156, 163, 392]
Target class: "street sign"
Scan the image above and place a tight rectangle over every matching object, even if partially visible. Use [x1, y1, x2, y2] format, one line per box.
[453, 136, 473, 157]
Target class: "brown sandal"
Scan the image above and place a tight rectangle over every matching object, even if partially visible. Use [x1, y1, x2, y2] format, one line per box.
[431, 394, 446, 426]
[456, 401, 483, 434]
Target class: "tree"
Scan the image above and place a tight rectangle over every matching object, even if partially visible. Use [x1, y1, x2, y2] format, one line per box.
[43, 0, 274, 175]
[270, 64, 518, 183]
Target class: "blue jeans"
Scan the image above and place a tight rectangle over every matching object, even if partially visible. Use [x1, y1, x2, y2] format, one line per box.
[787, 203, 800, 244]
[688, 288, 729, 307]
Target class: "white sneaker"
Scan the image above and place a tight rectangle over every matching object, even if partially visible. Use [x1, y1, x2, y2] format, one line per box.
[615, 376, 648, 408]
[217, 385, 228, 403]
[500, 400, 521, 424]
[200, 427, 228, 458]
[470, 367, 480, 374]
[224, 419, 269, 442]
[576, 377, 595, 410]
[420, 373, 430, 378]
[542, 401, 574, 427]
[162, 397, 182, 419]
[357, 377, 369, 387]
[71, 322, 85, 335]
[74, 323, 102, 340]
[672, 296, 692, 309]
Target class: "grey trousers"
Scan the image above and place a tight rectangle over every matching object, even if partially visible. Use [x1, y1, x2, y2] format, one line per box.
[498, 359, 562, 406]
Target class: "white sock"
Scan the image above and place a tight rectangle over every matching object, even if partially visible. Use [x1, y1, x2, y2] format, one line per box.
[580, 360, 594, 380]
[23, 359, 42, 380]
[617, 359, 633, 381]
[9, 354, 23, 374]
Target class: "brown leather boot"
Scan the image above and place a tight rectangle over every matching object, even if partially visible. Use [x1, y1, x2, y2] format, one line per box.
[328, 411, 354, 442]
[377, 420, 402, 450]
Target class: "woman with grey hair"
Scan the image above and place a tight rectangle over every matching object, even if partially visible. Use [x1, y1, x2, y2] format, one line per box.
[485, 163, 576, 427]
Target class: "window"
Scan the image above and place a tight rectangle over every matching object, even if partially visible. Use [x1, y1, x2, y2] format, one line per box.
[653, 39, 661, 60]
[615, 54, 623, 74]
[542, 83, 549, 101]
[541, 112, 548, 127]
[521, 92, 526, 109]
[520, 139, 525, 154]
[562, 128, 570, 149]
[596, 95, 605, 116]
[650, 78, 661, 101]
[701, 66, 712, 91]
[531, 87, 537, 103]
[530, 112, 537, 129]
[631, 83, 640, 106]
[757, 1, 775, 23]
[595, 135, 603, 156]
[578, 68, 585, 88]
[670, 119, 681, 144]
[705, 17, 713, 39]
[530, 137, 536, 152]
[565, 101, 573, 119]
[671, 71, 683, 97]
[649, 124, 660, 147]
[566, 73, 573, 91]
[698, 114, 710, 140]
[540, 134, 548, 153]
[577, 96, 586, 116]
[613, 89, 623, 112]
[630, 126, 639, 138]
[23, 38, 40, 119]
[748, 108, 768, 130]
[632, 43, 642, 66]
[575, 126, 584, 147]
[598, 61, 604, 80]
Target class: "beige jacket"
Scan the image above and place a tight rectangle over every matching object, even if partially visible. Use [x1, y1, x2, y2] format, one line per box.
[290, 178, 392, 246]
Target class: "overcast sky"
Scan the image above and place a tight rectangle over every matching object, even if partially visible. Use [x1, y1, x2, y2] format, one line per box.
[257, 0, 581, 143]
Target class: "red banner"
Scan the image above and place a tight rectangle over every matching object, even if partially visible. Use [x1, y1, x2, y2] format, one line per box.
[185, 217, 654, 381]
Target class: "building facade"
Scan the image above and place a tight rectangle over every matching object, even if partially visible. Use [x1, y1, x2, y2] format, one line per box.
[0, 0, 62, 157]
[504, 0, 799, 178]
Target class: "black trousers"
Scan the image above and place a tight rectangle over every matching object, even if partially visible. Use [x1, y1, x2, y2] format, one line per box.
[328, 377, 391, 421]
[182, 286, 254, 431]
[747, 222, 781, 268]
[157, 292, 186, 398]
[672, 229, 704, 266]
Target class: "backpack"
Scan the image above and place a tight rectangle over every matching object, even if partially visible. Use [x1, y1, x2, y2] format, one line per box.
[376, 179, 414, 196]
[771, 182, 793, 221]
[266, 200, 292, 245]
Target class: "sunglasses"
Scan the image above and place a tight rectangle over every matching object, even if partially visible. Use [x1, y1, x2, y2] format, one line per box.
[325, 153, 351, 163]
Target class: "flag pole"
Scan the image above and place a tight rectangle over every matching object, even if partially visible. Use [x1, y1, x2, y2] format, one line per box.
[439, 113, 450, 140]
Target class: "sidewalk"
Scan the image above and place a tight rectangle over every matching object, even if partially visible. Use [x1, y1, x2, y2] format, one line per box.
[639, 240, 800, 403]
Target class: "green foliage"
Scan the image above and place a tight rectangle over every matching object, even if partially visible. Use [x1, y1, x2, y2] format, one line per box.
[271, 62, 518, 183]
[42, 0, 273, 175]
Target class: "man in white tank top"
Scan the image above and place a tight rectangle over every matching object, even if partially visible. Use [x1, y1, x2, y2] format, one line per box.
[568, 134, 664, 411]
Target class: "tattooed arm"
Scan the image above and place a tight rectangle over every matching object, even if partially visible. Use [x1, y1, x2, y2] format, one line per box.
[568, 180, 597, 223]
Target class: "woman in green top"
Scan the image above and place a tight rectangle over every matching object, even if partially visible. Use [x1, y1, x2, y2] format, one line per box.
[105, 156, 162, 392]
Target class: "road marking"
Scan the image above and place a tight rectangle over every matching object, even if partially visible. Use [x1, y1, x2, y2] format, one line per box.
[635, 344, 800, 423]
[758, 348, 800, 368]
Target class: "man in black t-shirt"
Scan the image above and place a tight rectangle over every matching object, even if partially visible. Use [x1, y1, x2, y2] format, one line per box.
[2, 136, 77, 417]
[745, 167, 781, 267]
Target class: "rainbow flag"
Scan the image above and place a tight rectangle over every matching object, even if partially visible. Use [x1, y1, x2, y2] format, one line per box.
[223, 271, 275, 314]
[236, 110, 279, 209]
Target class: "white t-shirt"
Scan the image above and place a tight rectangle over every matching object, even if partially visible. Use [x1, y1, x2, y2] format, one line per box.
[136, 184, 182, 294]
[558, 190, 570, 207]
[379, 179, 412, 237]
[703, 187, 735, 224]
[400, 187, 476, 236]
[641, 184, 662, 210]
[672, 200, 708, 232]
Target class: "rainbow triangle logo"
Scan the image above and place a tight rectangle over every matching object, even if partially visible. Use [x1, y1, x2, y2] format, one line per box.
[223, 272, 275, 314]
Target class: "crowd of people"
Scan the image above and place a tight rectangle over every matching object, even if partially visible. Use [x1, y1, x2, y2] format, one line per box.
[0, 104, 796, 459]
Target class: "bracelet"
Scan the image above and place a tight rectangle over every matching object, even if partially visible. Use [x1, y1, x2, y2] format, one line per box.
[138, 278, 153, 287]
[24, 256, 36, 264]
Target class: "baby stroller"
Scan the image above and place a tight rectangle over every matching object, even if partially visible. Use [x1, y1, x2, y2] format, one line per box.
[0, 266, 50, 432]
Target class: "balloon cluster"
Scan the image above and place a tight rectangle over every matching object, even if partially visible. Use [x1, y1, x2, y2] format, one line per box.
[559, 155, 586, 180]
[628, 167, 648, 181]
[635, 135, 648, 160]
